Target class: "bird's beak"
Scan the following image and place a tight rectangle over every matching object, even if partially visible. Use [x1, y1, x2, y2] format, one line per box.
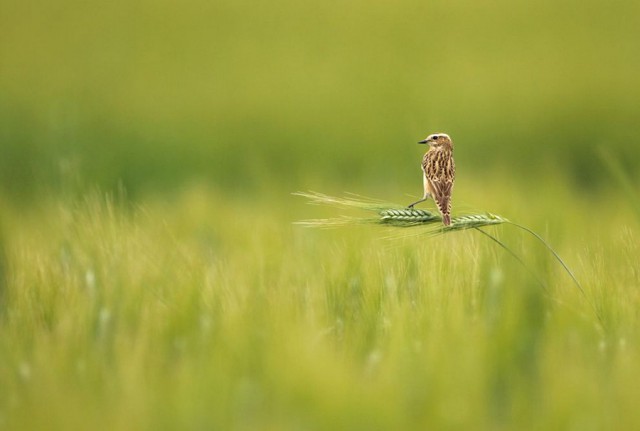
[418, 139, 429, 144]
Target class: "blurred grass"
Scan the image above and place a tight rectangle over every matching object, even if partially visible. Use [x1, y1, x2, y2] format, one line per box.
[0, 180, 639, 430]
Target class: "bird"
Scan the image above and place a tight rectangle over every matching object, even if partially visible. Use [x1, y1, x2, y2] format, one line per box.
[407, 133, 456, 226]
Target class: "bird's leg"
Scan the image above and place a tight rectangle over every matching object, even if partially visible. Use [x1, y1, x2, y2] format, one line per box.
[407, 195, 429, 209]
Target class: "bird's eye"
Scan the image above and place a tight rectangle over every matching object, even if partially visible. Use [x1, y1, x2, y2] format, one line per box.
[431, 135, 438, 140]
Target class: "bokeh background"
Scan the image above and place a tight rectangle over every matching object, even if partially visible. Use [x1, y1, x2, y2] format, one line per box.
[2, 1, 640, 430]
[2, 0, 638, 201]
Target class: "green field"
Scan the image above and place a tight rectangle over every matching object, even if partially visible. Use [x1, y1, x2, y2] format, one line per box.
[1, 0, 640, 429]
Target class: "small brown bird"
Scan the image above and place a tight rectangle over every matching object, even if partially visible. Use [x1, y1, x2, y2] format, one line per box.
[407, 133, 456, 225]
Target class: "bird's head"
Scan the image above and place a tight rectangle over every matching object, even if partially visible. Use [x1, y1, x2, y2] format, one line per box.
[418, 133, 452, 148]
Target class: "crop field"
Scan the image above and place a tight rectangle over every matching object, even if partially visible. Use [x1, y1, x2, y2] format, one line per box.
[1, 0, 640, 430]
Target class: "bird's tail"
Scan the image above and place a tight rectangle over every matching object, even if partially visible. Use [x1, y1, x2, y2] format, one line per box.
[442, 214, 451, 226]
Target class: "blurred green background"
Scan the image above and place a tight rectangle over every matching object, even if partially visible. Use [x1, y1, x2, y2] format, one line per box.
[2, 0, 639, 200]
[2, 1, 640, 430]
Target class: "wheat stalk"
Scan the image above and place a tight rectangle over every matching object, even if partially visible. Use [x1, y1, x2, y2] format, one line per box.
[294, 191, 604, 329]
[293, 191, 507, 231]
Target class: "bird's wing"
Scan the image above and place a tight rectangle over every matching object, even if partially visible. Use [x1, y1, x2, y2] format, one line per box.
[425, 150, 455, 223]
[427, 177, 453, 218]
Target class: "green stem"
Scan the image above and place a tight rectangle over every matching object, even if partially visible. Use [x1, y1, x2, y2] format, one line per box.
[474, 227, 549, 294]
[506, 221, 605, 330]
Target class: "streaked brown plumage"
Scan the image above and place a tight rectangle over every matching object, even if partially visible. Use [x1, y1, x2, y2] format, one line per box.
[407, 133, 456, 225]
